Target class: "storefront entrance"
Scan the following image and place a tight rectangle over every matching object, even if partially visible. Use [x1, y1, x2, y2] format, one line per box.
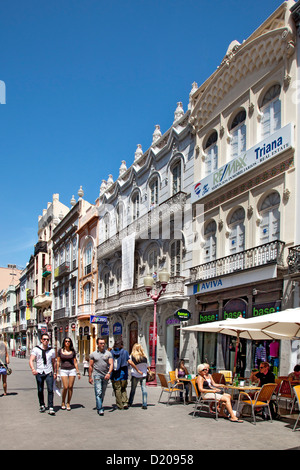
[166, 317, 180, 373]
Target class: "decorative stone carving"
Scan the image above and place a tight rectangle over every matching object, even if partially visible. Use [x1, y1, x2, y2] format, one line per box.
[152, 125, 162, 145]
[283, 188, 291, 203]
[119, 160, 127, 177]
[173, 102, 184, 123]
[134, 144, 143, 161]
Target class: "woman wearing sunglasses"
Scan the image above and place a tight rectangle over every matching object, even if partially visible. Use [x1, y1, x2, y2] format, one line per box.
[56, 337, 81, 411]
[196, 363, 243, 423]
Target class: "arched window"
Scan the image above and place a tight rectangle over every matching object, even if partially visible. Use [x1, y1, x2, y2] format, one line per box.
[103, 213, 110, 240]
[172, 161, 182, 195]
[116, 203, 124, 233]
[84, 242, 92, 275]
[259, 191, 280, 244]
[149, 178, 159, 207]
[230, 110, 246, 160]
[148, 246, 159, 274]
[204, 131, 218, 175]
[115, 264, 122, 293]
[228, 208, 245, 254]
[203, 220, 217, 263]
[260, 84, 281, 139]
[132, 192, 140, 221]
[84, 282, 91, 304]
[170, 240, 181, 276]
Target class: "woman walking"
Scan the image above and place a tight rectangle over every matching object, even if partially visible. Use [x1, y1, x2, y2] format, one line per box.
[128, 343, 149, 409]
[56, 337, 81, 411]
[0, 340, 9, 396]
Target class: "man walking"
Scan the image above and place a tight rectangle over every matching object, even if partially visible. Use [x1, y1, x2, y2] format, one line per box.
[29, 333, 57, 415]
[89, 338, 113, 416]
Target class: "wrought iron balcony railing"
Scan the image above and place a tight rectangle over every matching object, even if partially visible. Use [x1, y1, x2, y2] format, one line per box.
[287, 245, 300, 274]
[190, 240, 285, 282]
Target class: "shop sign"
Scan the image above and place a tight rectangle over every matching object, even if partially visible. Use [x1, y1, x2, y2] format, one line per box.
[223, 298, 247, 319]
[174, 309, 191, 321]
[251, 301, 281, 317]
[101, 324, 109, 336]
[191, 123, 293, 203]
[113, 322, 122, 335]
[166, 317, 181, 325]
[90, 315, 107, 324]
[199, 311, 219, 323]
[71, 322, 76, 331]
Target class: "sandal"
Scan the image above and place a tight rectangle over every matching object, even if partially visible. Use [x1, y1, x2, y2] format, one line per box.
[229, 418, 243, 423]
[61, 404, 66, 410]
[66, 404, 71, 411]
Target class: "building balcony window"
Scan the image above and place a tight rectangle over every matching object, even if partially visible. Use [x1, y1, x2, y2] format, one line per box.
[287, 245, 300, 276]
[42, 264, 52, 277]
[54, 307, 70, 321]
[54, 262, 70, 279]
[77, 303, 95, 318]
[190, 240, 285, 282]
[33, 292, 52, 308]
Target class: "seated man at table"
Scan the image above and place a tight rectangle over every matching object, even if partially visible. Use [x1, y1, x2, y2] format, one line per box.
[250, 362, 275, 386]
[288, 364, 300, 381]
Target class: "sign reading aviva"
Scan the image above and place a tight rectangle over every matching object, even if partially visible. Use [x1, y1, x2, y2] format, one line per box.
[191, 124, 293, 203]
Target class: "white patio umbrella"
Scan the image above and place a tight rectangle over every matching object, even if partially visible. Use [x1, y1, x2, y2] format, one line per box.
[182, 316, 276, 376]
[219, 307, 300, 340]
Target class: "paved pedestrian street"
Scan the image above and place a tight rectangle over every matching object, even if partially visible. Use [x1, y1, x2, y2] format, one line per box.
[1, 357, 299, 454]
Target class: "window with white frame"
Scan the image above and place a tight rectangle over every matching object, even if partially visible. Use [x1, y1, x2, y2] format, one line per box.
[260, 84, 281, 139]
[116, 264, 122, 293]
[65, 286, 69, 308]
[172, 161, 182, 195]
[84, 282, 91, 304]
[228, 207, 245, 254]
[72, 284, 76, 306]
[204, 131, 218, 175]
[84, 242, 92, 275]
[132, 192, 140, 221]
[148, 246, 159, 274]
[116, 203, 124, 233]
[103, 213, 110, 240]
[259, 191, 280, 244]
[203, 220, 217, 263]
[170, 240, 181, 276]
[230, 109, 246, 160]
[103, 272, 110, 298]
[149, 178, 159, 207]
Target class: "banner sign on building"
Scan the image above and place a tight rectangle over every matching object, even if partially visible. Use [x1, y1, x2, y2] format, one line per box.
[191, 123, 293, 203]
[121, 232, 135, 291]
[90, 315, 107, 324]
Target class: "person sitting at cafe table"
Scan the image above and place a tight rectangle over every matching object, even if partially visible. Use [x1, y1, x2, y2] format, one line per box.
[175, 359, 190, 403]
[288, 364, 300, 382]
[196, 363, 243, 423]
[250, 361, 275, 386]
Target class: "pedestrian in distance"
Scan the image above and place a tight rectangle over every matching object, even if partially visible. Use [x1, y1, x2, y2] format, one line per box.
[29, 333, 57, 415]
[89, 338, 113, 416]
[128, 343, 149, 409]
[111, 339, 142, 410]
[83, 356, 89, 376]
[0, 340, 10, 396]
[56, 337, 81, 411]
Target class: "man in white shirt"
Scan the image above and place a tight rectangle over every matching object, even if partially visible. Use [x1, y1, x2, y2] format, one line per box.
[29, 333, 57, 415]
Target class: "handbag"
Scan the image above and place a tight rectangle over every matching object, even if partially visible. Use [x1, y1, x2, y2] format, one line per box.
[146, 370, 155, 382]
[0, 359, 12, 375]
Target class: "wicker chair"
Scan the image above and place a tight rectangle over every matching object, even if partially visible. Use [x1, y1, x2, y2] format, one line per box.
[237, 383, 277, 424]
[276, 379, 295, 414]
[292, 385, 300, 432]
[212, 372, 226, 385]
[157, 373, 185, 405]
[190, 378, 219, 420]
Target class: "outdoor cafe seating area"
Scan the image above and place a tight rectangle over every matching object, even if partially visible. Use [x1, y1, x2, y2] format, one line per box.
[157, 370, 300, 431]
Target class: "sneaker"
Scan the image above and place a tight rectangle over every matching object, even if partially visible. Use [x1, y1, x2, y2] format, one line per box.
[48, 408, 56, 416]
[142, 405, 147, 410]
[98, 410, 104, 416]
[39, 405, 46, 413]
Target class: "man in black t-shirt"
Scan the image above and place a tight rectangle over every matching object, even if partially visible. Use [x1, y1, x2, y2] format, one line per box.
[251, 361, 275, 386]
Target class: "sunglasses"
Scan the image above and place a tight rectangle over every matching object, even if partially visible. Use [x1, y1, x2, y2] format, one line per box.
[42, 338, 50, 341]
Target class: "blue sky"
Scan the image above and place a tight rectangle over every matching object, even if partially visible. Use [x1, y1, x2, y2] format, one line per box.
[0, 0, 284, 269]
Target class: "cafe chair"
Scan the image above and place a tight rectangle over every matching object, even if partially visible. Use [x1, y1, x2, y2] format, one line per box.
[212, 372, 226, 385]
[190, 378, 219, 420]
[276, 379, 295, 414]
[218, 370, 232, 384]
[237, 383, 277, 425]
[292, 385, 300, 432]
[157, 373, 185, 405]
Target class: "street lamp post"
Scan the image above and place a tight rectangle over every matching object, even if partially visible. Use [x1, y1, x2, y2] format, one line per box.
[144, 269, 170, 386]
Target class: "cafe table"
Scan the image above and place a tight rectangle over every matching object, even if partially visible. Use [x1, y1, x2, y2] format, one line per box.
[178, 376, 196, 402]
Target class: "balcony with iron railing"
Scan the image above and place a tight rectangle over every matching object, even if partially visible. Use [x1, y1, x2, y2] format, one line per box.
[287, 245, 300, 276]
[189, 240, 285, 282]
[95, 276, 186, 314]
[97, 192, 187, 259]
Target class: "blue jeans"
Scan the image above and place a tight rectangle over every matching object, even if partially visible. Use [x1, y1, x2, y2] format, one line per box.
[129, 376, 147, 407]
[94, 374, 109, 413]
[36, 372, 54, 408]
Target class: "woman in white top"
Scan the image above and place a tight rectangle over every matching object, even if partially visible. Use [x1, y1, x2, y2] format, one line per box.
[128, 343, 149, 409]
